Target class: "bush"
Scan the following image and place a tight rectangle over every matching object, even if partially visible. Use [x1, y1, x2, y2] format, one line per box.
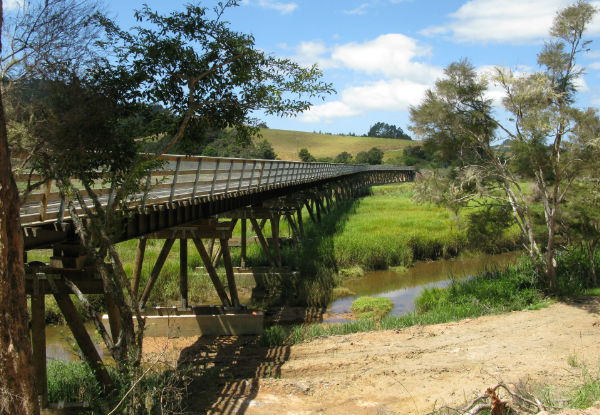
[260, 325, 287, 346]
[351, 296, 394, 320]
[47, 360, 104, 411]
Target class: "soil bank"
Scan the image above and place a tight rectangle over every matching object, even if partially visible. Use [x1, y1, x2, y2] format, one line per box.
[144, 297, 600, 414]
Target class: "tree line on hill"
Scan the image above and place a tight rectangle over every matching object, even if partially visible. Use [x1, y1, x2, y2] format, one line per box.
[298, 147, 384, 165]
[309, 121, 413, 140]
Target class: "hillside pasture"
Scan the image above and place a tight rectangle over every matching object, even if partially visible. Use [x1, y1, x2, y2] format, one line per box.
[257, 128, 413, 161]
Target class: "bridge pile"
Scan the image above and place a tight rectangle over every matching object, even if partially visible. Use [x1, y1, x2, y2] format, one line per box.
[15, 153, 414, 407]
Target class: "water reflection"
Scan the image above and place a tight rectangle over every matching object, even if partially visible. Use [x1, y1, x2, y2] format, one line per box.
[327, 252, 519, 319]
[45, 322, 103, 362]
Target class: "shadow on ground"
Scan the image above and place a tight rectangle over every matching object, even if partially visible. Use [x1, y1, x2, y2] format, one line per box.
[178, 307, 325, 414]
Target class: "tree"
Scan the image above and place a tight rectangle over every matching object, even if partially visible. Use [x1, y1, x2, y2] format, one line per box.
[356, 147, 384, 165]
[93, 2, 333, 156]
[8, 2, 332, 412]
[334, 151, 353, 164]
[409, 1, 599, 291]
[367, 121, 412, 140]
[0, 0, 103, 412]
[298, 148, 316, 162]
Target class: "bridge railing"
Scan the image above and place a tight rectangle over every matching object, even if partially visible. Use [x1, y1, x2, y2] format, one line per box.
[14, 153, 414, 226]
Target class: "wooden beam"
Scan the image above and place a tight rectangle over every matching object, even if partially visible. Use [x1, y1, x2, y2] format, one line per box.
[140, 238, 175, 308]
[285, 212, 300, 241]
[249, 217, 276, 267]
[296, 207, 305, 237]
[271, 215, 282, 267]
[31, 274, 48, 408]
[314, 198, 322, 222]
[192, 239, 232, 307]
[51, 288, 114, 395]
[304, 200, 316, 223]
[220, 238, 240, 307]
[211, 245, 223, 268]
[240, 218, 247, 268]
[180, 238, 188, 309]
[131, 237, 147, 301]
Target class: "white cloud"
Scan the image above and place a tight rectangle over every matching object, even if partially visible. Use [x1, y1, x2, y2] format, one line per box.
[344, 3, 370, 15]
[292, 34, 441, 80]
[589, 61, 600, 70]
[256, 0, 297, 14]
[422, 0, 600, 44]
[331, 34, 440, 82]
[293, 34, 442, 123]
[301, 79, 431, 123]
[5, 0, 23, 11]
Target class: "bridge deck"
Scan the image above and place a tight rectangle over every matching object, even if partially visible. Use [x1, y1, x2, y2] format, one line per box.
[17, 154, 414, 227]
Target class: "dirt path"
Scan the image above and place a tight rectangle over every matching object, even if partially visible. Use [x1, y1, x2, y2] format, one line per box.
[144, 298, 600, 414]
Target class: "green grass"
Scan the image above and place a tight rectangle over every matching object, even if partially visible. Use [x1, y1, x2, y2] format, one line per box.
[287, 257, 547, 344]
[47, 360, 104, 410]
[351, 296, 394, 320]
[258, 128, 413, 161]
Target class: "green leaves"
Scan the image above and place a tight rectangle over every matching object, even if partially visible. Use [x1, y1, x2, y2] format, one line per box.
[93, 2, 333, 155]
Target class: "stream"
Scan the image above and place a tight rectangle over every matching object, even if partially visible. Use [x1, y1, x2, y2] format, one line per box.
[325, 251, 519, 322]
[45, 251, 519, 361]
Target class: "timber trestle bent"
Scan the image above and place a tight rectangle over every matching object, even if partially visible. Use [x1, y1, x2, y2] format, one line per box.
[17, 155, 414, 407]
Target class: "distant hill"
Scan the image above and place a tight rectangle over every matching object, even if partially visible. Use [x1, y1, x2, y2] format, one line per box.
[257, 128, 414, 161]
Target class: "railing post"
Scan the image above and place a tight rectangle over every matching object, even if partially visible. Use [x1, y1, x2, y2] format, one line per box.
[266, 161, 273, 186]
[169, 157, 182, 203]
[210, 159, 221, 196]
[257, 161, 265, 189]
[225, 160, 235, 193]
[248, 161, 257, 190]
[192, 158, 203, 198]
[238, 160, 246, 191]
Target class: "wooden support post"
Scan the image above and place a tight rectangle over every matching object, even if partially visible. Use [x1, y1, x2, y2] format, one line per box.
[51, 288, 114, 395]
[31, 274, 48, 408]
[304, 200, 316, 223]
[240, 218, 247, 268]
[207, 238, 215, 258]
[285, 212, 300, 241]
[180, 238, 188, 309]
[259, 218, 267, 230]
[249, 217, 276, 267]
[192, 239, 232, 307]
[296, 207, 305, 237]
[103, 293, 121, 344]
[314, 198, 322, 222]
[140, 238, 175, 308]
[271, 215, 282, 267]
[220, 239, 240, 307]
[132, 237, 147, 300]
[211, 245, 223, 268]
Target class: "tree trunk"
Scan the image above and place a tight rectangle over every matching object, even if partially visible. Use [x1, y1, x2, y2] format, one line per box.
[0, 1, 40, 410]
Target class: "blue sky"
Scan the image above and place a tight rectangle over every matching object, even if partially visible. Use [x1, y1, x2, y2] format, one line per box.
[24, 0, 600, 135]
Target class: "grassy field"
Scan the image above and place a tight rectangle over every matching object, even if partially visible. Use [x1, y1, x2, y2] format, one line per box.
[257, 128, 413, 161]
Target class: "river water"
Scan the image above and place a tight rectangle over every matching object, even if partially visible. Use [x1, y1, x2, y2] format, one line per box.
[326, 251, 518, 321]
[45, 251, 519, 361]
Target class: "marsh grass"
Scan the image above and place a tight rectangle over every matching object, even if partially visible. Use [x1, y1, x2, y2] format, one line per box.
[351, 296, 394, 320]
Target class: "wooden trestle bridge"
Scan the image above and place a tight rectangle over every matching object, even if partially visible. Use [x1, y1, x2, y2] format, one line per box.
[17, 153, 414, 407]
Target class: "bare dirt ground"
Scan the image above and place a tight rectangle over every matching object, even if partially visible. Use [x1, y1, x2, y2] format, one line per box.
[144, 297, 600, 414]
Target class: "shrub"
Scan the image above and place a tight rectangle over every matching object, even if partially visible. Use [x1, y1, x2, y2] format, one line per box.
[351, 296, 394, 320]
[260, 325, 287, 347]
